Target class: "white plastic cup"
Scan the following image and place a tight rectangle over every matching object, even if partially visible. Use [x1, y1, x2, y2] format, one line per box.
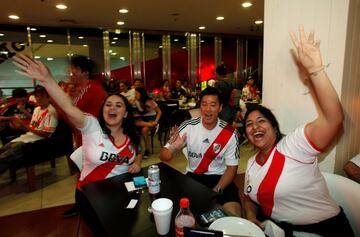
[151, 198, 173, 235]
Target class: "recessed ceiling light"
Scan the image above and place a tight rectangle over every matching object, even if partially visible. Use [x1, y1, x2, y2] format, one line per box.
[198, 26, 206, 30]
[0, 33, 4, 36]
[201, 40, 205, 43]
[242, 2, 252, 8]
[111, 41, 116, 44]
[30, 28, 37, 31]
[109, 50, 113, 53]
[9, 15, 20, 20]
[255, 20, 263, 24]
[119, 9, 128, 14]
[47, 57, 54, 61]
[182, 46, 186, 49]
[117, 21, 125, 25]
[34, 56, 41, 59]
[216, 16, 224, 21]
[113, 37, 118, 40]
[56, 4, 67, 10]
[78, 36, 84, 39]
[120, 56, 125, 60]
[115, 29, 121, 34]
[39, 34, 47, 38]
[159, 45, 163, 48]
[174, 39, 179, 42]
[111, 52, 117, 55]
[83, 44, 88, 47]
[47, 39, 53, 43]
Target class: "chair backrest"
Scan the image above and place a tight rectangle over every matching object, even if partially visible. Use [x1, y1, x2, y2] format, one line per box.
[322, 172, 360, 236]
[70, 146, 83, 171]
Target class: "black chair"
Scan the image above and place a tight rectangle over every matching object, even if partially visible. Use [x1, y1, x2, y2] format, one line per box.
[9, 120, 74, 192]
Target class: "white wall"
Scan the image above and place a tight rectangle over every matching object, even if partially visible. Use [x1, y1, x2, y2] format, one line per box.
[263, 0, 354, 172]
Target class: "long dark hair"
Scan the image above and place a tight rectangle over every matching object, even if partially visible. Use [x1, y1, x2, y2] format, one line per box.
[135, 87, 151, 105]
[244, 105, 283, 144]
[98, 93, 140, 147]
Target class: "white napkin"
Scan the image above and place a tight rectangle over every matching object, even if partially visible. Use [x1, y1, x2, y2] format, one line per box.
[262, 220, 285, 237]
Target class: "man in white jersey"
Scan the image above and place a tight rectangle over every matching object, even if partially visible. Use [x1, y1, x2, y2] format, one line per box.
[344, 153, 360, 183]
[160, 86, 241, 216]
[0, 85, 58, 175]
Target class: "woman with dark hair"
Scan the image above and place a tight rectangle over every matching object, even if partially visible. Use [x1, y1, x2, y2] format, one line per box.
[134, 87, 161, 158]
[13, 55, 142, 233]
[243, 26, 353, 236]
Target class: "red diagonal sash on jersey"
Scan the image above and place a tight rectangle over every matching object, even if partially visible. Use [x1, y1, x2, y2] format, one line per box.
[257, 149, 285, 217]
[30, 109, 48, 129]
[194, 124, 234, 174]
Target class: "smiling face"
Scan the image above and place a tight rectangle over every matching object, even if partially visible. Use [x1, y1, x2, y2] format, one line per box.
[102, 95, 128, 128]
[245, 110, 277, 153]
[200, 94, 222, 130]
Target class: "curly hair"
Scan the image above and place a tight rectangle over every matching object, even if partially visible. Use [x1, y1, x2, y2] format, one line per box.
[98, 93, 140, 147]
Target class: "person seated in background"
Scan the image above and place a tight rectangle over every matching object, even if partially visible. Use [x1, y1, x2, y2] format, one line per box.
[159, 79, 171, 99]
[106, 77, 120, 94]
[0, 85, 58, 175]
[241, 76, 260, 102]
[134, 87, 161, 158]
[344, 153, 360, 183]
[160, 86, 242, 217]
[13, 55, 142, 235]
[243, 26, 353, 237]
[132, 78, 143, 89]
[0, 88, 35, 144]
[170, 80, 186, 99]
[120, 80, 136, 104]
[181, 80, 192, 97]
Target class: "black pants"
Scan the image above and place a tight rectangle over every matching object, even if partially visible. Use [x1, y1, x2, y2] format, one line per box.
[273, 207, 354, 237]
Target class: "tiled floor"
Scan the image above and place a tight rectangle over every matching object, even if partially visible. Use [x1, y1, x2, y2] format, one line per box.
[0, 138, 256, 218]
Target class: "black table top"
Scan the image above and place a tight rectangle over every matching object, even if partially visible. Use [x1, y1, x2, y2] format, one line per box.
[81, 162, 218, 237]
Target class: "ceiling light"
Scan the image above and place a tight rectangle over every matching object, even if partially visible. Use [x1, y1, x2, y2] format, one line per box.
[111, 41, 116, 44]
[56, 4, 67, 10]
[159, 45, 163, 48]
[119, 9, 128, 14]
[117, 21, 125, 25]
[115, 29, 121, 34]
[83, 44, 88, 47]
[182, 46, 186, 49]
[255, 20, 263, 24]
[242, 2, 252, 8]
[20, 43, 25, 46]
[174, 39, 179, 42]
[216, 16, 224, 21]
[34, 56, 41, 59]
[30, 28, 37, 31]
[109, 50, 113, 53]
[120, 57, 125, 60]
[0, 51, 8, 54]
[111, 52, 117, 55]
[9, 15, 20, 20]
[47, 39, 53, 43]
[113, 37, 118, 40]
[47, 58, 54, 61]
[78, 36, 84, 39]
[198, 26, 206, 30]
[0, 33, 4, 36]
[39, 34, 46, 38]
[201, 40, 205, 43]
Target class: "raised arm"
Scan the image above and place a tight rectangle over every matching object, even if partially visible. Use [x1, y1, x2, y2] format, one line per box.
[13, 54, 86, 128]
[290, 25, 344, 150]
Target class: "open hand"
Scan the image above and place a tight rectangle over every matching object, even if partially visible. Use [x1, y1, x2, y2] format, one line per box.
[290, 25, 323, 73]
[13, 54, 52, 83]
[168, 126, 187, 150]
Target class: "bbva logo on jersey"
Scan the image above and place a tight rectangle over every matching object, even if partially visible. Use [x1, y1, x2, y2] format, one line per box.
[213, 143, 221, 154]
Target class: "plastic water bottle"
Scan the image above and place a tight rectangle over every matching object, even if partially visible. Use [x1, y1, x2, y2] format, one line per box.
[175, 198, 196, 237]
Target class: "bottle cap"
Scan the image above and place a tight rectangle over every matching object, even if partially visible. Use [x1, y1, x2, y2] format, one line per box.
[180, 198, 189, 208]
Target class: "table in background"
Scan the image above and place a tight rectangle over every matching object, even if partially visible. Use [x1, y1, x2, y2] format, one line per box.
[81, 162, 218, 237]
